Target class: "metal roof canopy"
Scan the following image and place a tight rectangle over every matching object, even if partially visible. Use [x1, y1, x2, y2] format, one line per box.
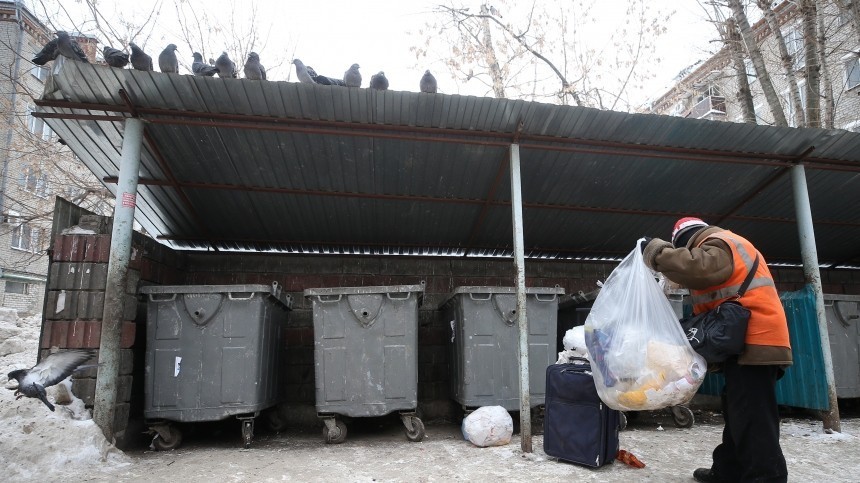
[35, 61, 860, 267]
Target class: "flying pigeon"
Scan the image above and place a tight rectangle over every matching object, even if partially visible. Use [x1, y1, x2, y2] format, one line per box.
[243, 52, 266, 80]
[158, 43, 179, 74]
[307, 66, 346, 86]
[292, 58, 315, 83]
[55, 31, 89, 63]
[420, 70, 437, 94]
[129, 42, 153, 71]
[32, 38, 59, 65]
[369, 71, 389, 90]
[102, 46, 129, 68]
[215, 51, 237, 78]
[192, 52, 219, 76]
[343, 63, 362, 87]
[7, 349, 96, 412]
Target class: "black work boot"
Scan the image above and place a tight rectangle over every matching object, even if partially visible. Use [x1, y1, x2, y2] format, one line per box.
[693, 468, 728, 483]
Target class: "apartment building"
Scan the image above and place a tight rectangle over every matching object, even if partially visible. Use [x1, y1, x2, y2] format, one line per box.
[646, 1, 860, 131]
[0, 1, 104, 314]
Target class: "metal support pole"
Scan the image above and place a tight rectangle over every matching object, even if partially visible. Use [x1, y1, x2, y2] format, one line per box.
[93, 118, 144, 441]
[791, 163, 841, 432]
[509, 143, 532, 452]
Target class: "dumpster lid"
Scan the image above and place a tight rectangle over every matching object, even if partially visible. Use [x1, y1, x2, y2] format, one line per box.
[304, 283, 425, 298]
[140, 282, 292, 309]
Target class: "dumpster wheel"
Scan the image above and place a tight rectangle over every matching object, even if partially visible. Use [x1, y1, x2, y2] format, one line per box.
[151, 425, 182, 451]
[403, 416, 425, 442]
[671, 406, 695, 428]
[241, 419, 255, 448]
[322, 419, 347, 444]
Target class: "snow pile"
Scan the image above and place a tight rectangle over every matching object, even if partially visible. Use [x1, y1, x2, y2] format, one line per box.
[0, 308, 130, 480]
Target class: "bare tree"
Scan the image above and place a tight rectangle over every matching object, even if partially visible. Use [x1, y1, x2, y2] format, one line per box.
[757, 0, 806, 126]
[727, 0, 789, 126]
[818, 1, 836, 128]
[802, 0, 822, 127]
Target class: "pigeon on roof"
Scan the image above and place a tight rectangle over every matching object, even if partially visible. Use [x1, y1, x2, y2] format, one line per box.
[215, 51, 237, 78]
[307, 66, 346, 86]
[420, 70, 437, 93]
[7, 350, 96, 412]
[102, 46, 129, 68]
[343, 63, 362, 87]
[129, 42, 153, 71]
[32, 38, 59, 65]
[55, 31, 89, 63]
[292, 58, 315, 83]
[243, 52, 266, 80]
[192, 52, 219, 76]
[369, 71, 389, 90]
[158, 43, 179, 74]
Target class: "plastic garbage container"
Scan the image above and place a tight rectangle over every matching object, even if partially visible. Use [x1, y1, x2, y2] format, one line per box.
[140, 282, 292, 450]
[824, 294, 860, 398]
[304, 283, 425, 444]
[442, 286, 564, 414]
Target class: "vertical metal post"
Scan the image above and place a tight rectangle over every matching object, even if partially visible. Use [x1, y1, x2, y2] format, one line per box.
[509, 143, 532, 452]
[791, 163, 840, 432]
[93, 118, 144, 440]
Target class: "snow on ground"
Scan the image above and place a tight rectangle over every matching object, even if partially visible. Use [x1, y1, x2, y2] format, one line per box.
[0, 308, 129, 481]
[1, 307, 859, 482]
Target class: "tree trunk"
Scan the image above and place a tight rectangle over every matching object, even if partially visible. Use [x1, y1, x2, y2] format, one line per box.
[757, 0, 804, 127]
[818, 0, 835, 128]
[727, 0, 788, 126]
[480, 4, 506, 98]
[802, 0, 821, 128]
[726, 17, 757, 124]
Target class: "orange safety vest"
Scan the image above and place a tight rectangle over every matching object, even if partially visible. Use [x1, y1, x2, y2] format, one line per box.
[689, 230, 791, 349]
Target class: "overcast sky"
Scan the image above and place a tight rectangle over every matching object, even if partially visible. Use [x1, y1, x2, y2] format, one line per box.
[24, 0, 719, 108]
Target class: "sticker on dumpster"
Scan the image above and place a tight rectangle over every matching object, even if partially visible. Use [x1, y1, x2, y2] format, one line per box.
[450, 320, 455, 342]
[174, 356, 182, 377]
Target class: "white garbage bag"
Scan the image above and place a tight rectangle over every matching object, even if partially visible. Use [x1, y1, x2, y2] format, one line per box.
[461, 406, 513, 447]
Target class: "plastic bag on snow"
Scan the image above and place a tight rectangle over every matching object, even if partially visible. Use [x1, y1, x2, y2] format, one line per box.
[583, 238, 706, 411]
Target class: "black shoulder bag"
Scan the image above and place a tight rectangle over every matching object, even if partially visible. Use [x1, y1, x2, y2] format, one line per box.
[679, 255, 760, 364]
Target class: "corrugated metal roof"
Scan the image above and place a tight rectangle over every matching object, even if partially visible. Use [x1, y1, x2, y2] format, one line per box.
[36, 60, 860, 266]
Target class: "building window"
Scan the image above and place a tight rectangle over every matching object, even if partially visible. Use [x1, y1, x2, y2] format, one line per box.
[845, 55, 860, 90]
[782, 81, 807, 128]
[26, 105, 45, 137]
[10, 217, 43, 253]
[31, 64, 49, 82]
[19, 166, 49, 197]
[4, 281, 29, 295]
[783, 25, 805, 71]
[744, 58, 757, 85]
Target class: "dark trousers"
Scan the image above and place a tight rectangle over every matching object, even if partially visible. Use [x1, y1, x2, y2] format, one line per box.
[711, 359, 787, 482]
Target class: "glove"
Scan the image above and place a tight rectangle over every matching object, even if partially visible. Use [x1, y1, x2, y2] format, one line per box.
[640, 236, 653, 254]
[642, 238, 673, 271]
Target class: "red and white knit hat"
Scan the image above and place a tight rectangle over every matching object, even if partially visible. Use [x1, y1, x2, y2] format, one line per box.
[671, 217, 709, 247]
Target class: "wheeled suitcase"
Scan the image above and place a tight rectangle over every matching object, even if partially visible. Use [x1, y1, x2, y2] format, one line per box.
[543, 359, 621, 467]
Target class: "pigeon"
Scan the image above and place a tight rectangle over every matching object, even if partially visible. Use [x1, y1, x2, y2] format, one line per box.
[420, 70, 438, 93]
[343, 63, 362, 87]
[215, 51, 237, 78]
[158, 43, 179, 74]
[192, 52, 219, 76]
[307, 66, 346, 86]
[7, 350, 96, 412]
[369, 71, 389, 90]
[102, 46, 129, 68]
[55, 31, 89, 63]
[32, 38, 59, 65]
[243, 52, 266, 80]
[292, 58, 315, 83]
[129, 42, 153, 71]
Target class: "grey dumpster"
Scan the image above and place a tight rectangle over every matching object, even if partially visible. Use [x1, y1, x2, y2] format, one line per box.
[304, 283, 425, 444]
[140, 282, 292, 450]
[442, 286, 564, 413]
[825, 294, 860, 398]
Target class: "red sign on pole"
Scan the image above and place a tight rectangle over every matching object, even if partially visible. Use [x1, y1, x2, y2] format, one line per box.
[121, 192, 136, 208]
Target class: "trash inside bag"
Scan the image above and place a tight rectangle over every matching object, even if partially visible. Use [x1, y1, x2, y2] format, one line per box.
[583, 238, 706, 411]
[461, 406, 513, 447]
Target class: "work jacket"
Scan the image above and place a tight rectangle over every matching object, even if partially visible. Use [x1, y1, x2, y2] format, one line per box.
[650, 226, 793, 366]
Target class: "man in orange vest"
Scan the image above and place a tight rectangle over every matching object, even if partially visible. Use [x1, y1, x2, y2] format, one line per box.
[643, 217, 792, 483]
